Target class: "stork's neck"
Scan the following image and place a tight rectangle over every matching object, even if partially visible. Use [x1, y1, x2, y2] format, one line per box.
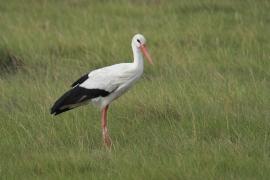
[132, 44, 144, 69]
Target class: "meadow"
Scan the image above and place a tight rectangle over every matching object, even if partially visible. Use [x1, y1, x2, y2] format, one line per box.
[0, 0, 269, 179]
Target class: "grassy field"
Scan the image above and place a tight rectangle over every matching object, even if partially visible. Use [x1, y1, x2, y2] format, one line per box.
[0, 0, 270, 179]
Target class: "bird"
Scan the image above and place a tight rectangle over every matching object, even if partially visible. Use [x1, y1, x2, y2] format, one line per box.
[50, 34, 153, 148]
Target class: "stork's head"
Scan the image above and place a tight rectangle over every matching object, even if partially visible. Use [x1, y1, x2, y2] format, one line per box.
[132, 34, 153, 65]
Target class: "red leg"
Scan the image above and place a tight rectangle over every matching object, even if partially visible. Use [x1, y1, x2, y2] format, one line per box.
[101, 105, 112, 148]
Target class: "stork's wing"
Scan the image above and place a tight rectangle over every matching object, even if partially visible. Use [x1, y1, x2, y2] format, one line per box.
[71, 73, 89, 87]
[51, 63, 135, 115]
[51, 86, 109, 115]
[79, 63, 136, 93]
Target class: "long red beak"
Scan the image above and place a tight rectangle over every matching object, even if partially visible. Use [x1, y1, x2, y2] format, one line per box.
[140, 44, 153, 65]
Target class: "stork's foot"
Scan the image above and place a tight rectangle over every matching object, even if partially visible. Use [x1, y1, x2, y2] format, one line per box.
[103, 128, 112, 149]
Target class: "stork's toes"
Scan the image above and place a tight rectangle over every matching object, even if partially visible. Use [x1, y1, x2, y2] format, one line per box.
[103, 133, 112, 149]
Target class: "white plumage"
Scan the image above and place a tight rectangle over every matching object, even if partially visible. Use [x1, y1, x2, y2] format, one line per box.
[81, 62, 143, 109]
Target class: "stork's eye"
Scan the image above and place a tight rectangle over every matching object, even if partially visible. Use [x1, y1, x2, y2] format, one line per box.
[137, 39, 141, 43]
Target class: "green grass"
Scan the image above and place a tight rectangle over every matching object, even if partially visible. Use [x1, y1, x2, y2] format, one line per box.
[0, 0, 270, 179]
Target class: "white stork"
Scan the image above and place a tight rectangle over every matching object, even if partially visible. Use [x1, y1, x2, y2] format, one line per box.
[51, 34, 153, 148]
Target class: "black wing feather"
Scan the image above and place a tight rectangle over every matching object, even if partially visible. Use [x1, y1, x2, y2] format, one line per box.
[51, 86, 109, 115]
[71, 73, 89, 87]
